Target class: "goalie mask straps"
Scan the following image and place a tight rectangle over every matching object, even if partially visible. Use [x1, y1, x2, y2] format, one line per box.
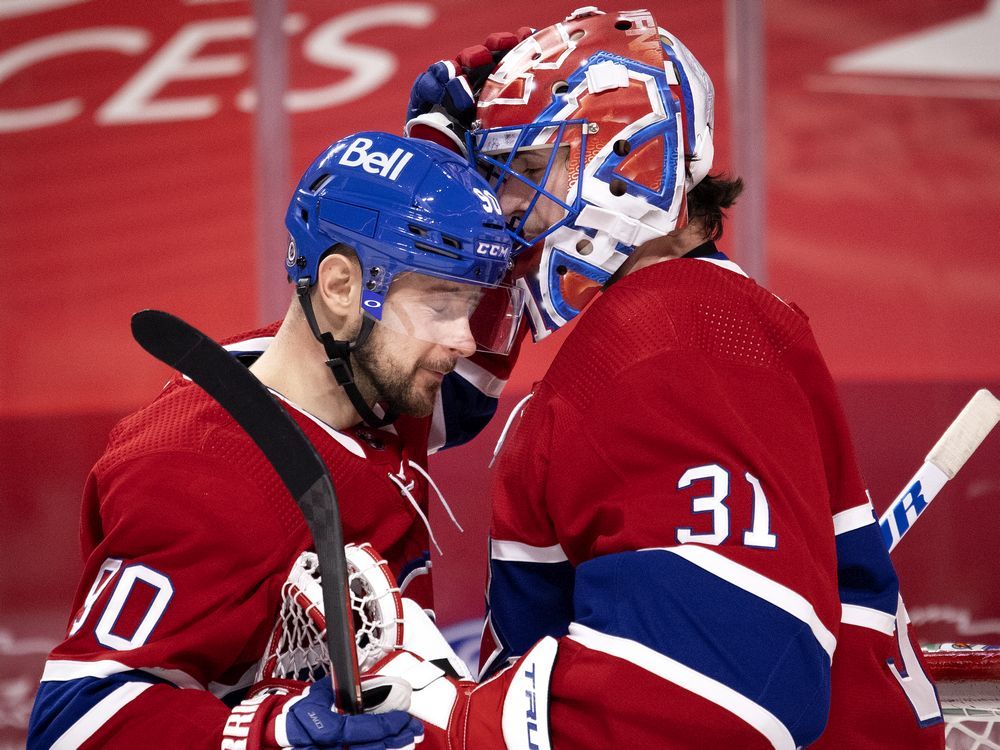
[297, 279, 398, 429]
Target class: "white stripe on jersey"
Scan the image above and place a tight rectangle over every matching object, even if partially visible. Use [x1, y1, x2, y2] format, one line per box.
[478, 615, 506, 681]
[223, 336, 273, 355]
[427, 386, 447, 455]
[42, 659, 205, 690]
[649, 545, 837, 660]
[42, 658, 133, 682]
[51, 681, 154, 750]
[692, 256, 749, 278]
[208, 660, 259, 699]
[270, 391, 366, 458]
[453, 357, 508, 398]
[567, 624, 796, 750]
[832, 503, 877, 535]
[490, 539, 569, 564]
[841, 604, 897, 634]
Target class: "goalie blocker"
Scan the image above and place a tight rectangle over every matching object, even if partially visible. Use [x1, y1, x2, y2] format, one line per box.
[369, 638, 559, 750]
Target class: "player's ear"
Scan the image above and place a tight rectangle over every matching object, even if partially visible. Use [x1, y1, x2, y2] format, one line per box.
[315, 250, 361, 322]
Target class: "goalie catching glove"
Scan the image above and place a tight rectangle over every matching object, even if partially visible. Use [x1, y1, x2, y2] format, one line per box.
[259, 544, 470, 683]
[364, 637, 559, 750]
[404, 29, 531, 154]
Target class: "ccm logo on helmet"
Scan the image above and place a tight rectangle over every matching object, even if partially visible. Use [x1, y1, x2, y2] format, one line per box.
[476, 241, 507, 257]
[339, 137, 414, 181]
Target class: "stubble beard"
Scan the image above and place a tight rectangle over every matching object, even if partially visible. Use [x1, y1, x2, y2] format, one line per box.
[351, 326, 453, 418]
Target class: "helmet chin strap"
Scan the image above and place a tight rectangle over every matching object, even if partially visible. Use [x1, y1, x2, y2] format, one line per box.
[296, 279, 398, 429]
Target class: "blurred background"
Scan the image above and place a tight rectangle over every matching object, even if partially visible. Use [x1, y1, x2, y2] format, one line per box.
[2, 0, 999, 744]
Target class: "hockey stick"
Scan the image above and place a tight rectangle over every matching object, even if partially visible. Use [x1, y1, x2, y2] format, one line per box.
[130, 309, 363, 714]
[880, 389, 1000, 553]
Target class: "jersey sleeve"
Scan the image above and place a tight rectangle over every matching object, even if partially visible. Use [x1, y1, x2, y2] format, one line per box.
[28, 451, 305, 749]
[480, 387, 575, 679]
[785, 328, 945, 748]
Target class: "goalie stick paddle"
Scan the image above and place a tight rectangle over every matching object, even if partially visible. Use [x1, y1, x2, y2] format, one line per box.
[880, 388, 1000, 553]
[130, 309, 363, 714]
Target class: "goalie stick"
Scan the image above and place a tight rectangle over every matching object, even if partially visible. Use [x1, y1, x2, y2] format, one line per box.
[130, 309, 363, 714]
[880, 388, 1000, 553]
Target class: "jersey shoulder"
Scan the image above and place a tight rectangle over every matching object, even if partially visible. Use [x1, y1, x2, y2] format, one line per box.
[97, 378, 241, 475]
[87, 380, 315, 546]
[544, 259, 811, 409]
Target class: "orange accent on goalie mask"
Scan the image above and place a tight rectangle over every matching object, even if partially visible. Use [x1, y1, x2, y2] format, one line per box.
[615, 133, 666, 193]
[559, 270, 602, 313]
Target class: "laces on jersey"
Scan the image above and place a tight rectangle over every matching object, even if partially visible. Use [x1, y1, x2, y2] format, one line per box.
[387, 460, 463, 555]
[408, 461, 463, 533]
[490, 392, 534, 467]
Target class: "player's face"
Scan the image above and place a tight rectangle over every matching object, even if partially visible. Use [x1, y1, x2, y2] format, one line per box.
[496, 146, 570, 242]
[352, 274, 478, 418]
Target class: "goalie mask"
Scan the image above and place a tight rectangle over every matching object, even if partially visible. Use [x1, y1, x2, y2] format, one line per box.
[286, 132, 523, 426]
[469, 7, 715, 338]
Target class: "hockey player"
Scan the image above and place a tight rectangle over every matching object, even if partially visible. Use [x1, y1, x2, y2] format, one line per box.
[388, 8, 946, 749]
[27, 131, 523, 749]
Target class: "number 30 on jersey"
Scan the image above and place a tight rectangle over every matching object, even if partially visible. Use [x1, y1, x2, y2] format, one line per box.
[68, 558, 174, 650]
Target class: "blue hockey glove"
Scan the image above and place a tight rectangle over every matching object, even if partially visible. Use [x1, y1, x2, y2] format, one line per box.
[221, 674, 422, 750]
[404, 30, 531, 154]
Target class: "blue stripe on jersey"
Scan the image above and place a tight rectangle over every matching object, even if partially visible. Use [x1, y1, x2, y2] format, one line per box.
[439, 371, 499, 450]
[484, 557, 575, 678]
[835, 522, 899, 615]
[574, 549, 830, 747]
[28, 671, 162, 749]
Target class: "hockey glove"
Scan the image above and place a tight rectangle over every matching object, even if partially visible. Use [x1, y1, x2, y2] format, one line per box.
[404, 29, 532, 154]
[221, 674, 422, 750]
[366, 637, 559, 750]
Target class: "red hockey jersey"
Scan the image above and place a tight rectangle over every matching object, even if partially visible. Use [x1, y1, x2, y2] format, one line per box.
[480, 252, 944, 749]
[28, 321, 519, 749]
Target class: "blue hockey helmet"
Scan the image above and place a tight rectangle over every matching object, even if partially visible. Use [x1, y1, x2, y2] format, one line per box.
[285, 132, 521, 355]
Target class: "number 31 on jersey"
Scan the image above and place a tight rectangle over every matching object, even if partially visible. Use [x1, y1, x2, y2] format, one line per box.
[676, 464, 778, 549]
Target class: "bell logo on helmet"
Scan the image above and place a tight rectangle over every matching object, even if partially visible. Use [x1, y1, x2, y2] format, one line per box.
[338, 137, 414, 181]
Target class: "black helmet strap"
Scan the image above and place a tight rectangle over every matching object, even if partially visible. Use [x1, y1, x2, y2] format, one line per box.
[296, 279, 398, 429]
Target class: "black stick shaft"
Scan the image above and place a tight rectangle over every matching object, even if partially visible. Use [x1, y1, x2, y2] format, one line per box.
[131, 309, 363, 714]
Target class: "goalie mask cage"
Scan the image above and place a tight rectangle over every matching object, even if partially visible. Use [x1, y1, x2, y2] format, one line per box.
[924, 645, 1000, 749]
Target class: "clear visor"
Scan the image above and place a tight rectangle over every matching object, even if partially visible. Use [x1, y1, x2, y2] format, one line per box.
[366, 271, 525, 356]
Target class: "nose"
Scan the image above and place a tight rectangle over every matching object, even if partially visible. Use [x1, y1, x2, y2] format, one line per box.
[498, 174, 533, 219]
[443, 317, 477, 358]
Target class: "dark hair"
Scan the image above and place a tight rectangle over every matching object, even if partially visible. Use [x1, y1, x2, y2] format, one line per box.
[686, 173, 744, 241]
